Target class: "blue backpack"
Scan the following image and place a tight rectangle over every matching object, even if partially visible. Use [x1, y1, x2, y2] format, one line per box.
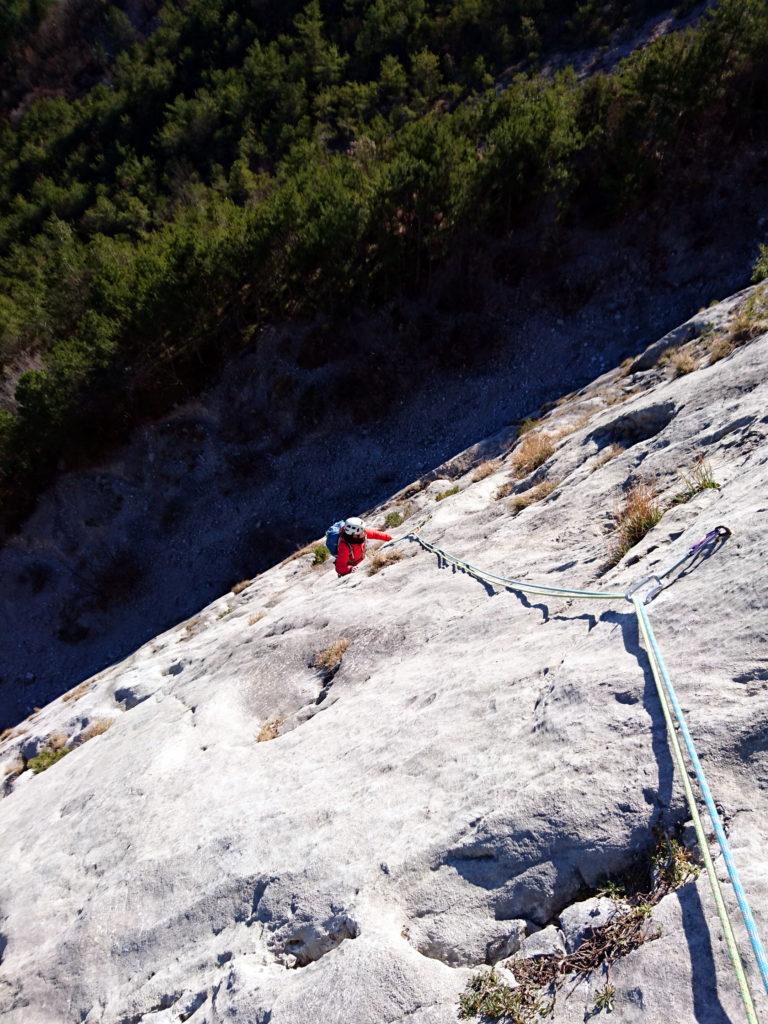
[325, 520, 346, 557]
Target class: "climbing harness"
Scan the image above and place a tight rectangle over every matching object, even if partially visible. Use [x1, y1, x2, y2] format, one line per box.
[384, 524, 766, 1020]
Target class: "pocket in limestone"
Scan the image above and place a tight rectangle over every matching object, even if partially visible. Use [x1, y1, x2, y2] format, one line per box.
[586, 401, 678, 452]
[254, 879, 359, 968]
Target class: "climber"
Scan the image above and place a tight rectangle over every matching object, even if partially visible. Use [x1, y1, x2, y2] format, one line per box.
[332, 517, 392, 577]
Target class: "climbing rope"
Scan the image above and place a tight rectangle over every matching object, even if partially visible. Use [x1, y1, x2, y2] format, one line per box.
[635, 597, 768, 1002]
[383, 524, 766, 1019]
[634, 596, 760, 1024]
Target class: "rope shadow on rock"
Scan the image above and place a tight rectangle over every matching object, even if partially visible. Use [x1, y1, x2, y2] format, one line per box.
[430, 547, 552, 619]
[679, 881, 735, 1024]
[602, 608, 676, 821]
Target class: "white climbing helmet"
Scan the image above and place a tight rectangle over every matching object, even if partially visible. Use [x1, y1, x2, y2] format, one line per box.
[343, 516, 365, 535]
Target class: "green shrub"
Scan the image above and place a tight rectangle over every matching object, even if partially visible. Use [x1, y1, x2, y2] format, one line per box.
[752, 243, 768, 283]
[383, 510, 404, 528]
[312, 544, 329, 565]
[27, 747, 68, 774]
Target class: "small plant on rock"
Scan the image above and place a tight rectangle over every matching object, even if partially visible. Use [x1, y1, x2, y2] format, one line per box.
[610, 483, 662, 565]
[27, 746, 69, 774]
[76, 719, 113, 745]
[729, 286, 768, 343]
[517, 416, 541, 435]
[596, 878, 627, 902]
[664, 348, 697, 376]
[592, 444, 624, 471]
[61, 680, 94, 703]
[312, 638, 350, 673]
[312, 544, 329, 565]
[231, 579, 251, 595]
[651, 833, 699, 891]
[383, 510, 404, 529]
[707, 334, 733, 363]
[752, 244, 768, 283]
[459, 969, 551, 1022]
[510, 432, 556, 478]
[672, 458, 719, 505]
[508, 479, 558, 515]
[435, 484, 460, 501]
[257, 718, 283, 742]
[593, 982, 616, 1012]
[368, 549, 404, 576]
[472, 460, 501, 482]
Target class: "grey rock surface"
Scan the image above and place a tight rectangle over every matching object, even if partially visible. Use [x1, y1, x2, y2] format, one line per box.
[516, 924, 566, 959]
[1, 291, 768, 1022]
[559, 897, 623, 953]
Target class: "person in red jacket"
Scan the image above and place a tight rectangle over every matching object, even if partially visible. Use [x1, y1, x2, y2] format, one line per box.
[335, 517, 392, 577]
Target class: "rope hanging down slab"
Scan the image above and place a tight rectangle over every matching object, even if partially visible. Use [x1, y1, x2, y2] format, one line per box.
[382, 525, 767, 1019]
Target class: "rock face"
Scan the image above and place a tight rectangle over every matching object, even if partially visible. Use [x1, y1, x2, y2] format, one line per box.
[1, 289, 767, 1023]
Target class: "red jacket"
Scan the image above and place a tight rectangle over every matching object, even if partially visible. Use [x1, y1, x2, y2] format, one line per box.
[335, 529, 392, 576]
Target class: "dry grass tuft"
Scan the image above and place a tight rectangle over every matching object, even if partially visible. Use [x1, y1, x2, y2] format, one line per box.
[61, 680, 94, 704]
[471, 460, 501, 482]
[231, 579, 251, 595]
[248, 611, 266, 626]
[552, 410, 595, 439]
[610, 483, 663, 565]
[368, 548, 405, 576]
[289, 542, 316, 562]
[77, 719, 113, 745]
[517, 416, 541, 435]
[729, 286, 768, 343]
[592, 444, 624, 471]
[257, 718, 283, 742]
[571, 410, 595, 431]
[707, 334, 733, 363]
[508, 479, 558, 515]
[672, 457, 719, 505]
[510, 432, 556, 478]
[494, 480, 515, 501]
[47, 731, 69, 752]
[666, 349, 697, 376]
[181, 616, 206, 640]
[0, 726, 17, 743]
[312, 638, 350, 673]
